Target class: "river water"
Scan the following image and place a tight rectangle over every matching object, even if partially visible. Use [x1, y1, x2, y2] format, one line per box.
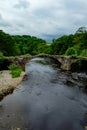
[0, 57, 87, 130]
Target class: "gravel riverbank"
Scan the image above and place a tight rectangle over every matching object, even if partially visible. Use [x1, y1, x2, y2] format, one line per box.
[0, 70, 25, 101]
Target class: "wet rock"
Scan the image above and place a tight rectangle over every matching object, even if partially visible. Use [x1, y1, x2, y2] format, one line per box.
[72, 72, 87, 82]
[81, 113, 87, 129]
[72, 73, 79, 80]
[22, 74, 28, 81]
[11, 128, 21, 130]
[65, 79, 75, 87]
[85, 126, 87, 130]
[82, 85, 87, 93]
[78, 73, 87, 81]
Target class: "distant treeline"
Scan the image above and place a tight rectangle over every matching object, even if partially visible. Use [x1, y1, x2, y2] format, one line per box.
[0, 27, 87, 57]
[51, 27, 87, 57]
[0, 30, 50, 56]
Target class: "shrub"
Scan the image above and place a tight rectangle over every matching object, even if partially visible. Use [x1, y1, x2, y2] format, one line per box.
[8, 63, 22, 78]
[8, 63, 17, 70]
[65, 47, 77, 56]
[80, 49, 87, 57]
[24, 53, 31, 57]
[11, 68, 22, 78]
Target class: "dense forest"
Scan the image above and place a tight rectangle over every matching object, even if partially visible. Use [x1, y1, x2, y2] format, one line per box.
[51, 27, 87, 57]
[0, 30, 50, 56]
[0, 27, 87, 57]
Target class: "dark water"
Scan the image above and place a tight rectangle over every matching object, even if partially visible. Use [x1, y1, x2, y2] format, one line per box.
[0, 58, 87, 130]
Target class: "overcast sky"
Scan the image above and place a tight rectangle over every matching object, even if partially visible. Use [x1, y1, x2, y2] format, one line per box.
[0, 0, 87, 41]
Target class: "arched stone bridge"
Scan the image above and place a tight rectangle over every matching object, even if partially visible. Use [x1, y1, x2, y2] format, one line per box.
[13, 54, 87, 71]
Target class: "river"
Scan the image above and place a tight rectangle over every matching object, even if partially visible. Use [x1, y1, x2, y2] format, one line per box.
[0, 57, 87, 130]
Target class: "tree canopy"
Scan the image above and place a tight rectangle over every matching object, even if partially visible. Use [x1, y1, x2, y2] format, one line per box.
[0, 30, 51, 56]
[50, 27, 87, 57]
[0, 27, 87, 57]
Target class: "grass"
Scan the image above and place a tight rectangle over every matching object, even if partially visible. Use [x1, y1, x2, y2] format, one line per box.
[8, 63, 22, 78]
[11, 68, 22, 78]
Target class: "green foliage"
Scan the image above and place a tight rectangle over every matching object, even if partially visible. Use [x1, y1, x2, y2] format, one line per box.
[24, 53, 31, 57]
[51, 26, 87, 57]
[11, 68, 22, 78]
[80, 49, 87, 57]
[65, 47, 77, 56]
[73, 45, 81, 56]
[12, 35, 47, 56]
[0, 30, 49, 56]
[8, 63, 18, 70]
[51, 35, 74, 55]
[75, 27, 87, 34]
[36, 43, 51, 54]
[8, 63, 22, 78]
[0, 30, 17, 56]
[0, 51, 3, 57]
[0, 27, 87, 57]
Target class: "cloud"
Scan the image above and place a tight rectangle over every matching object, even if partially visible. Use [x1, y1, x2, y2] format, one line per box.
[0, 0, 87, 41]
[14, 0, 30, 9]
[0, 13, 11, 27]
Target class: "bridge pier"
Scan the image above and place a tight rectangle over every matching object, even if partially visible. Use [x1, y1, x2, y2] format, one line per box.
[60, 59, 72, 71]
[56, 56, 77, 71]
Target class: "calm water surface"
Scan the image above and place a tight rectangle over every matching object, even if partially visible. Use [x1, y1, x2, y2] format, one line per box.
[0, 58, 87, 130]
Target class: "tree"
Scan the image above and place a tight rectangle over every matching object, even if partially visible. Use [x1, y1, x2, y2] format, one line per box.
[51, 35, 74, 55]
[75, 27, 87, 34]
[65, 47, 77, 56]
[0, 30, 17, 56]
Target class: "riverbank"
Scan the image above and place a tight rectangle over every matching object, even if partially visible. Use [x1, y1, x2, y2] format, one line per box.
[0, 70, 25, 101]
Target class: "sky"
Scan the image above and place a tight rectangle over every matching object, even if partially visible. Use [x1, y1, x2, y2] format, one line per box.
[0, 0, 87, 41]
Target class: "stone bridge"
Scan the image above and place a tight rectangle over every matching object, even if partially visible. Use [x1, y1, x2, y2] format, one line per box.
[1, 54, 87, 71]
[13, 54, 87, 71]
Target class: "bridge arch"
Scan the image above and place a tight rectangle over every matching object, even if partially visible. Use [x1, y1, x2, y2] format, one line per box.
[35, 54, 61, 68]
[1, 54, 87, 71]
[14, 54, 62, 71]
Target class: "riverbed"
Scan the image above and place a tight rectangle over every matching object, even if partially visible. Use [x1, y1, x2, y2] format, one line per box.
[0, 57, 87, 130]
